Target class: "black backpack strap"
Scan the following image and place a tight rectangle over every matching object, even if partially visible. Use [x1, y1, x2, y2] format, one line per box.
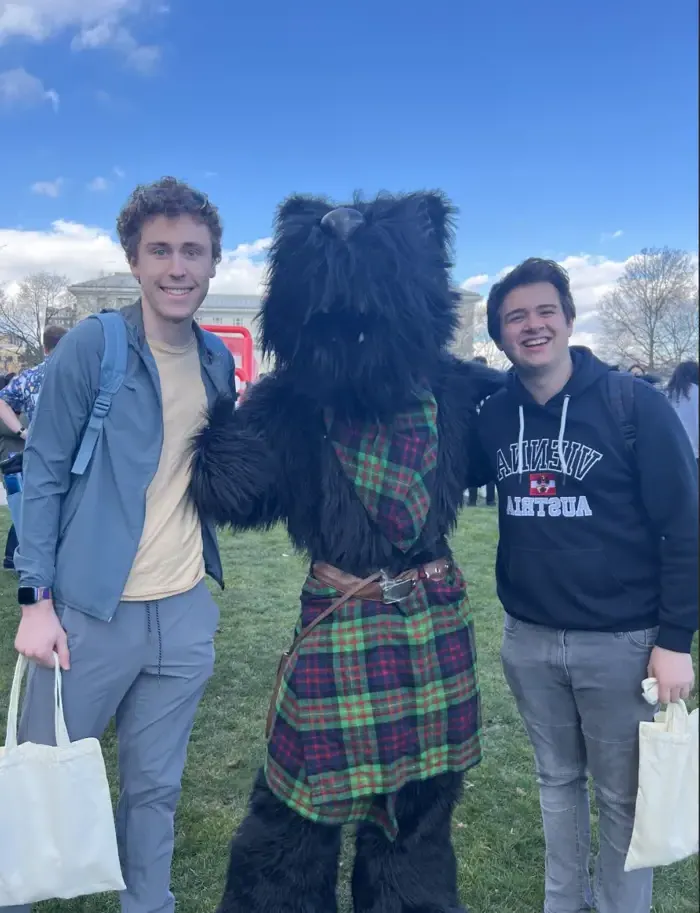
[606, 370, 637, 456]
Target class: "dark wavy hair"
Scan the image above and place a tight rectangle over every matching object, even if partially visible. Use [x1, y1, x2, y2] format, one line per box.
[42, 325, 68, 353]
[116, 176, 223, 265]
[486, 257, 576, 343]
[667, 360, 699, 401]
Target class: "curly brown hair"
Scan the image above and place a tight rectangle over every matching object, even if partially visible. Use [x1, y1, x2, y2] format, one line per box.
[116, 176, 223, 266]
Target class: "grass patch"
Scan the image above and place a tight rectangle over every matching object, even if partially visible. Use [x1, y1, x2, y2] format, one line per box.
[0, 507, 696, 911]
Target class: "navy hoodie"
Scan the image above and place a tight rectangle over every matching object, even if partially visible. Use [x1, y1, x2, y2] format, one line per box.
[474, 347, 698, 653]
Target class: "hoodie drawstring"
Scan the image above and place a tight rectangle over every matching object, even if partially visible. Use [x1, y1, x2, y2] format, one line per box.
[517, 394, 571, 480]
[558, 395, 571, 477]
[517, 405, 525, 480]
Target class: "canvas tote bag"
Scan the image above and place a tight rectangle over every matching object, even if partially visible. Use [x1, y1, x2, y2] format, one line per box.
[0, 652, 125, 905]
[624, 677, 699, 871]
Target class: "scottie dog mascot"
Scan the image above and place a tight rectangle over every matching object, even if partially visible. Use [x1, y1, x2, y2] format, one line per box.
[191, 191, 503, 913]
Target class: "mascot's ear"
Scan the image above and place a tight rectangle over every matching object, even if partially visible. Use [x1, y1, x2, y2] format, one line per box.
[276, 194, 331, 229]
[415, 191, 456, 259]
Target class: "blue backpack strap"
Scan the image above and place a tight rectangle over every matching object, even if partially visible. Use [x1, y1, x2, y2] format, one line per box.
[71, 312, 128, 476]
[200, 327, 230, 359]
[606, 370, 637, 456]
[200, 328, 236, 393]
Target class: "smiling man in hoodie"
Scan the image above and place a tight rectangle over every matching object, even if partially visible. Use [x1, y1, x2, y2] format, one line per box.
[472, 258, 697, 913]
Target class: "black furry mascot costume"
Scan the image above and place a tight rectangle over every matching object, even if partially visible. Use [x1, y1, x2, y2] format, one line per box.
[191, 191, 503, 913]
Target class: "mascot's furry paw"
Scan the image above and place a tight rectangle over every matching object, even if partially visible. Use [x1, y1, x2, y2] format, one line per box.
[190, 396, 277, 528]
[216, 770, 342, 913]
[352, 773, 468, 913]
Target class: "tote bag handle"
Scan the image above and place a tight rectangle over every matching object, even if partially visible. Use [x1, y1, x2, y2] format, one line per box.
[5, 653, 71, 751]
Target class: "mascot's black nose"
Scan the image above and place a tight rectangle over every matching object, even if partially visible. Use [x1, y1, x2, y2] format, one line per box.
[320, 207, 364, 241]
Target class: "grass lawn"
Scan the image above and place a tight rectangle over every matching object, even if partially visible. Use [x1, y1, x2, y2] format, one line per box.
[0, 505, 697, 912]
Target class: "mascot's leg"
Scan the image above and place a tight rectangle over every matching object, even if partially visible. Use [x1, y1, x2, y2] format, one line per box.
[351, 771, 469, 913]
[217, 768, 342, 913]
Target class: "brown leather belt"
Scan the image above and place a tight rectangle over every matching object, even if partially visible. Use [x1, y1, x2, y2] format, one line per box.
[313, 557, 452, 603]
[265, 556, 452, 739]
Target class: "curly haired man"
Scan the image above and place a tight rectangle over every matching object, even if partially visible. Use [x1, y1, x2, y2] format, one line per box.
[6, 178, 236, 913]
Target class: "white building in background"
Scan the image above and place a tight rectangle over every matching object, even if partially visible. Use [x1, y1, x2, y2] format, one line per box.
[67, 274, 482, 372]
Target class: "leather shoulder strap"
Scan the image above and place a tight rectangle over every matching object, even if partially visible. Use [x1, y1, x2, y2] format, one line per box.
[265, 570, 381, 739]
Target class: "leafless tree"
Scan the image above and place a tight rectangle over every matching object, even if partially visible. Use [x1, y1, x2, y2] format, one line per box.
[449, 291, 476, 361]
[0, 272, 74, 365]
[597, 247, 699, 371]
[450, 290, 510, 369]
[469, 299, 511, 369]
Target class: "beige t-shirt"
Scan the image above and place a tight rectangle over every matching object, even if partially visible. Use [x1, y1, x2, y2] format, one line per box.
[121, 335, 208, 601]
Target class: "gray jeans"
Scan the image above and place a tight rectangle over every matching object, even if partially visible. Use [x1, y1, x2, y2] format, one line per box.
[2, 579, 219, 913]
[500, 614, 657, 913]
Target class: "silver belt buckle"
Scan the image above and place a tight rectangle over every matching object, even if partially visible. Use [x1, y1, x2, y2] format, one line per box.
[379, 570, 415, 603]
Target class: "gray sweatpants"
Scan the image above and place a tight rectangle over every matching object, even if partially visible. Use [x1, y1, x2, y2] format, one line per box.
[3, 579, 220, 913]
[500, 614, 657, 913]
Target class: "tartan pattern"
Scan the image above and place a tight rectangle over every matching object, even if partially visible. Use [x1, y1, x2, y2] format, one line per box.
[323, 387, 438, 552]
[265, 565, 482, 839]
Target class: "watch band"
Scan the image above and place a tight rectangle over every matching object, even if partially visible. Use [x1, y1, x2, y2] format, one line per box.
[18, 586, 52, 605]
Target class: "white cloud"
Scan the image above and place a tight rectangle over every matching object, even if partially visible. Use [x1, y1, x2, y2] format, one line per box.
[0, 67, 59, 111]
[87, 176, 110, 192]
[460, 273, 488, 291]
[71, 21, 161, 73]
[0, 1, 135, 42]
[600, 229, 624, 242]
[569, 330, 598, 349]
[557, 254, 630, 321]
[113, 166, 125, 179]
[230, 238, 272, 258]
[0, 220, 269, 296]
[123, 40, 160, 73]
[0, 1, 163, 73]
[31, 178, 64, 197]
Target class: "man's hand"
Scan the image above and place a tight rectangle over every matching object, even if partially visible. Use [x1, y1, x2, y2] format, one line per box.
[15, 599, 70, 670]
[647, 646, 695, 704]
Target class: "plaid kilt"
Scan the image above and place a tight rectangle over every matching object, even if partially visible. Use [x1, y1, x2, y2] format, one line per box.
[264, 563, 482, 839]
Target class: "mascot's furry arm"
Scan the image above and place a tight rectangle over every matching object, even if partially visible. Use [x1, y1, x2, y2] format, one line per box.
[435, 354, 505, 492]
[190, 383, 283, 531]
[190, 356, 505, 533]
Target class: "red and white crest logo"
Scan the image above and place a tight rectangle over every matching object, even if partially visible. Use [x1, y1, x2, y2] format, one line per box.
[529, 472, 556, 496]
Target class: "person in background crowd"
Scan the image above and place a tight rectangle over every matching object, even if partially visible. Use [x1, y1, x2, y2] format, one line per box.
[466, 355, 497, 507]
[0, 326, 68, 434]
[5, 176, 236, 913]
[0, 372, 26, 570]
[0, 328, 68, 554]
[628, 362, 661, 385]
[666, 360, 699, 462]
[471, 257, 697, 913]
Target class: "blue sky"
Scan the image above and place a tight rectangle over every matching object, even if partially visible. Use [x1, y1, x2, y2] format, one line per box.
[0, 0, 697, 334]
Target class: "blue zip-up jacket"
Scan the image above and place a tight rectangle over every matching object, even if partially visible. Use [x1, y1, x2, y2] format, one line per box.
[15, 301, 236, 621]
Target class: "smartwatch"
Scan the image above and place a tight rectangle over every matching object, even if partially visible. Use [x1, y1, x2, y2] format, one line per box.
[18, 586, 52, 605]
